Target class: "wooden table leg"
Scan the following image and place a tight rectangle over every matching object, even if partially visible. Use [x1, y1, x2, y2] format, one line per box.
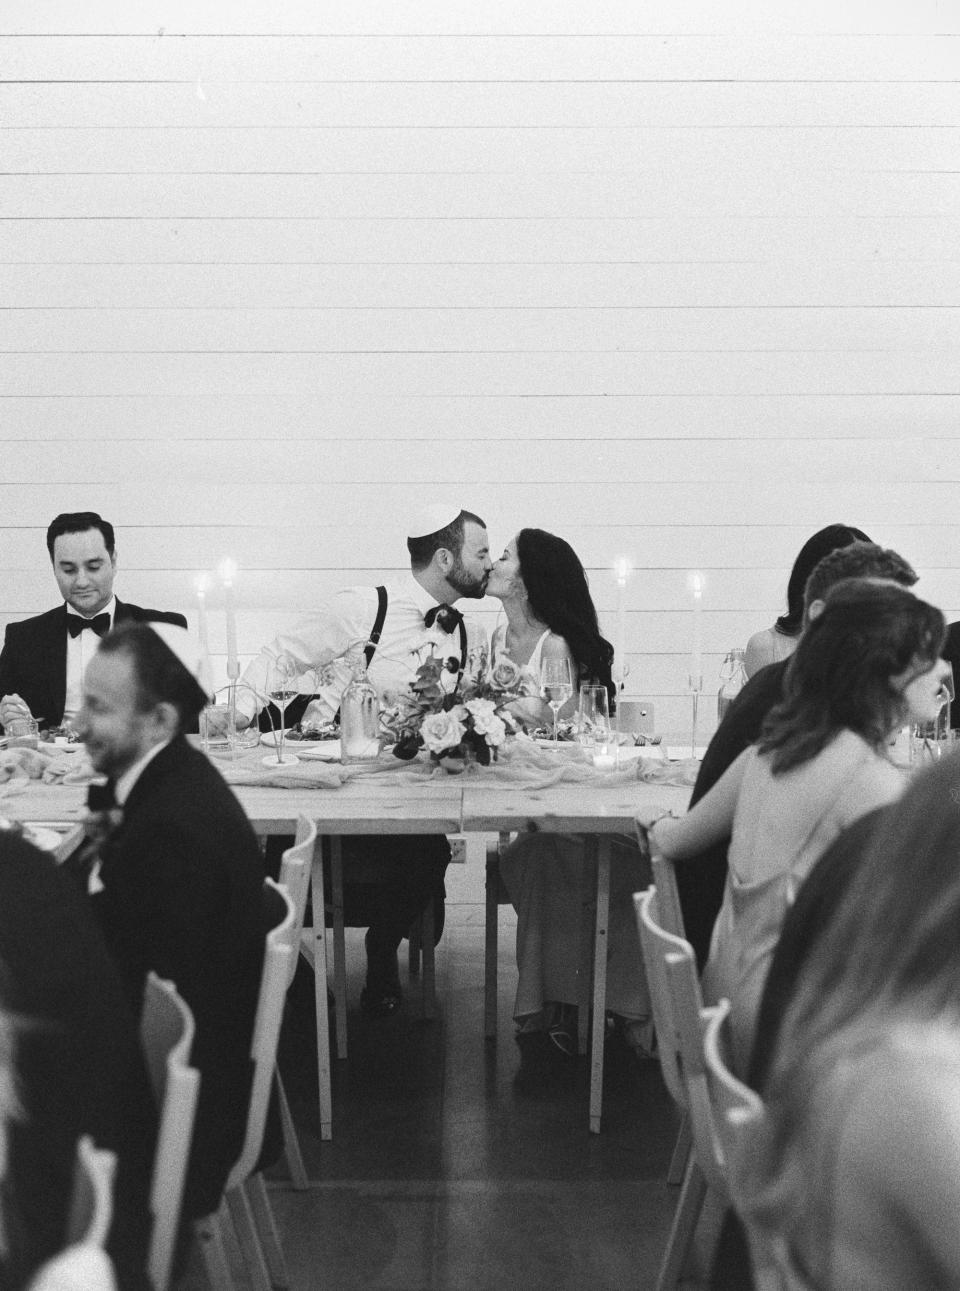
[589, 836, 612, 1134]
[310, 841, 333, 1141]
[330, 836, 349, 1058]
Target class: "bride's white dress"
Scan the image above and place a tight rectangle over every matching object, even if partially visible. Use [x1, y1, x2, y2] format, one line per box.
[492, 625, 652, 1026]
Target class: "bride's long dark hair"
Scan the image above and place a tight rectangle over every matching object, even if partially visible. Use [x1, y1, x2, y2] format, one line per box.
[516, 528, 616, 705]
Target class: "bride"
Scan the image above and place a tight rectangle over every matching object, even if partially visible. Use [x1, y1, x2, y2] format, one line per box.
[485, 529, 653, 1068]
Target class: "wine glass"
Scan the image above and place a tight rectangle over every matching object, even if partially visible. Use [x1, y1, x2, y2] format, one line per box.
[539, 655, 573, 750]
[577, 684, 612, 761]
[263, 652, 301, 767]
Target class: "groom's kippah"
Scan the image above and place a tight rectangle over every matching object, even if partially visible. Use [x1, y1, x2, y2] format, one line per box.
[407, 504, 464, 540]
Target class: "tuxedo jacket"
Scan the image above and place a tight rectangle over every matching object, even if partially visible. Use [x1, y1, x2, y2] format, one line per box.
[0, 599, 188, 730]
[93, 736, 266, 1219]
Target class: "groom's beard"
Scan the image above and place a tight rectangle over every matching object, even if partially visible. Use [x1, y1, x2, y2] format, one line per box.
[446, 558, 488, 600]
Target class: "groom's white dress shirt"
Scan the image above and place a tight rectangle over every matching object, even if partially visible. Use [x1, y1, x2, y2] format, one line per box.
[236, 574, 476, 724]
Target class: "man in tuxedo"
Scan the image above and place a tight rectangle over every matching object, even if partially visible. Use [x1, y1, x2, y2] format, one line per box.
[0, 510, 186, 733]
[220, 505, 494, 1014]
[677, 541, 918, 968]
[75, 621, 266, 1221]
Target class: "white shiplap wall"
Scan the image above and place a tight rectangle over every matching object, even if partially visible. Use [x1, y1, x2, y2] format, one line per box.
[2, 1, 959, 736]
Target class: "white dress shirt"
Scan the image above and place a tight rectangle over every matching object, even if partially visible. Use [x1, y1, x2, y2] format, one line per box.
[64, 596, 116, 722]
[236, 574, 481, 724]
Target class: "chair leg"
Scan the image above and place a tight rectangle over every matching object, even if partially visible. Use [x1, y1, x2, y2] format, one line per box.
[667, 1112, 691, 1186]
[276, 1071, 309, 1189]
[194, 1204, 238, 1291]
[225, 1183, 272, 1291]
[484, 843, 500, 1041]
[408, 918, 422, 976]
[244, 1173, 291, 1290]
[656, 1156, 708, 1291]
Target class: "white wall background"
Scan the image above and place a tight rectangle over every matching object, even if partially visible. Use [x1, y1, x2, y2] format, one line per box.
[2, 1, 959, 736]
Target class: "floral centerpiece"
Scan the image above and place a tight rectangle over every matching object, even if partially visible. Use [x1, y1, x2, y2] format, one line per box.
[382, 647, 530, 770]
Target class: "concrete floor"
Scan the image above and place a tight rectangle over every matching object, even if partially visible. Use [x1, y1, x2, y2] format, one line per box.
[181, 850, 720, 1290]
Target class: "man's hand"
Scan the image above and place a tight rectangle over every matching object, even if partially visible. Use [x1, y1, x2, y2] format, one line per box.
[0, 693, 33, 729]
[201, 705, 251, 738]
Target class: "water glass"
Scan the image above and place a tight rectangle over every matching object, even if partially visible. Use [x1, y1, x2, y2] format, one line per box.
[578, 685, 617, 766]
[5, 716, 39, 749]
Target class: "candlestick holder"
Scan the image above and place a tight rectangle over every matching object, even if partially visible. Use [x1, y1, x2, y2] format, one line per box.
[687, 673, 704, 759]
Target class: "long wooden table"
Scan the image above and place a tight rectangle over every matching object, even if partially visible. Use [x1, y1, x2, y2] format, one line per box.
[0, 769, 691, 1138]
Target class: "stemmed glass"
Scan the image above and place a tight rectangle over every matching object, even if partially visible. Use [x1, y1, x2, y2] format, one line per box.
[263, 652, 301, 767]
[539, 655, 573, 750]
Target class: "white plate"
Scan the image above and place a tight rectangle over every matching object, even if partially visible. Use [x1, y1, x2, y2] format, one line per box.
[23, 825, 65, 853]
[50, 737, 82, 752]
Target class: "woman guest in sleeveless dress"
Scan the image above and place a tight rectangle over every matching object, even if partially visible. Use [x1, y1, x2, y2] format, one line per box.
[486, 530, 653, 1067]
[744, 523, 869, 678]
[642, 580, 948, 1074]
[738, 751, 960, 1289]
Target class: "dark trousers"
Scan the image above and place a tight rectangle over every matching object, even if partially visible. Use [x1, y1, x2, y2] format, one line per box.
[265, 832, 450, 955]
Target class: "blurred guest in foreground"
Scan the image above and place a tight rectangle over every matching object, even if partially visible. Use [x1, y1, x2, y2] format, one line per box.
[489, 530, 652, 1067]
[0, 828, 154, 1291]
[738, 751, 960, 1289]
[678, 542, 917, 970]
[643, 581, 947, 1072]
[0, 511, 186, 735]
[75, 622, 265, 1224]
[743, 523, 869, 678]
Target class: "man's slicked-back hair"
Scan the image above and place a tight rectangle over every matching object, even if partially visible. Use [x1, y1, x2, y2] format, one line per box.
[46, 512, 116, 561]
[804, 542, 917, 615]
[407, 509, 486, 571]
[97, 623, 208, 732]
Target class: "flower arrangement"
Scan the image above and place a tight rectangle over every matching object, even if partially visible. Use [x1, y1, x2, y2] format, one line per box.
[383, 648, 527, 769]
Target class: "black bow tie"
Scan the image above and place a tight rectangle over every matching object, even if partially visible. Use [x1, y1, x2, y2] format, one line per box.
[424, 604, 464, 635]
[67, 613, 110, 639]
[86, 779, 117, 812]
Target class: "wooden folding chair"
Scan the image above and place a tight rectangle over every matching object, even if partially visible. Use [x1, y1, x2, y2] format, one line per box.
[702, 1002, 785, 1291]
[635, 886, 716, 1291]
[140, 972, 201, 1291]
[194, 878, 298, 1291]
[276, 814, 316, 1186]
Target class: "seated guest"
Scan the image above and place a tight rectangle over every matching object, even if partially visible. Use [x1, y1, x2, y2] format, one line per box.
[0, 511, 186, 734]
[0, 829, 155, 1291]
[677, 541, 917, 969]
[642, 581, 947, 1073]
[212, 505, 493, 1015]
[75, 622, 266, 1223]
[738, 751, 960, 1289]
[940, 617, 960, 728]
[743, 523, 869, 678]
[488, 530, 652, 1062]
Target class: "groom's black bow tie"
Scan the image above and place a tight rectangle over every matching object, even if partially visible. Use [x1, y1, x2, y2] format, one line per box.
[67, 613, 110, 639]
[424, 604, 463, 635]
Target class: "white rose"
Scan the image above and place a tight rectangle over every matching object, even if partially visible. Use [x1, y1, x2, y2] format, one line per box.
[420, 710, 466, 754]
[480, 715, 507, 747]
[465, 698, 498, 731]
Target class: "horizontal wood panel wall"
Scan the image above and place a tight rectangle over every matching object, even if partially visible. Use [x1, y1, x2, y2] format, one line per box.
[2, 1, 958, 736]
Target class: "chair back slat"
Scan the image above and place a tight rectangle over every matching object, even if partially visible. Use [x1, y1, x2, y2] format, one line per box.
[65, 1135, 116, 1250]
[140, 972, 201, 1291]
[634, 886, 692, 1110]
[279, 815, 317, 989]
[226, 876, 298, 1191]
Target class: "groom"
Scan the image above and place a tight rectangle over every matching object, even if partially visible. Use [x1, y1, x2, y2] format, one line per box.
[228, 505, 493, 1014]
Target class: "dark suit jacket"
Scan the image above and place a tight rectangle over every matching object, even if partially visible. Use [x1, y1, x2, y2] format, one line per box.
[943, 621, 960, 729]
[0, 832, 156, 1290]
[0, 599, 188, 731]
[92, 736, 266, 1219]
[677, 659, 790, 968]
